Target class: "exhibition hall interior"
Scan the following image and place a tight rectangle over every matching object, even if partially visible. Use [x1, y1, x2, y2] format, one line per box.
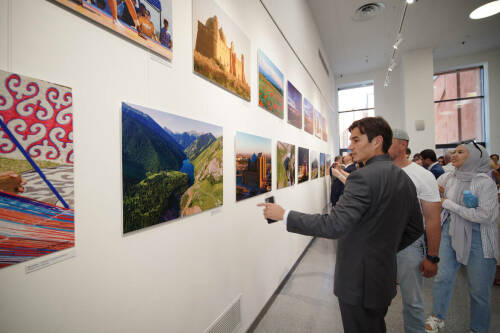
[0, 0, 499, 332]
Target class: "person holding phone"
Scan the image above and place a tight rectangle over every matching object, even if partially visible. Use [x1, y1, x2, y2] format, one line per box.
[259, 117, 423, 333]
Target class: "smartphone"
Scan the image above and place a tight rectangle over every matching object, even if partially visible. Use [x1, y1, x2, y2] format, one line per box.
[265, 196, 278, 224]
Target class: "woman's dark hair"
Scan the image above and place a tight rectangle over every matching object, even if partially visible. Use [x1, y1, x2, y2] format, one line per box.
[348, 117, 393, 153]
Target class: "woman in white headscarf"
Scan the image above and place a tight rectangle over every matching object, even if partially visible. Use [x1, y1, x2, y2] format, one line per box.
[425, 142, 498, 333]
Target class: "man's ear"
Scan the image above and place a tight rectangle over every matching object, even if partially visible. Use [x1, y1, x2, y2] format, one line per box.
[373, 135, 383, 150]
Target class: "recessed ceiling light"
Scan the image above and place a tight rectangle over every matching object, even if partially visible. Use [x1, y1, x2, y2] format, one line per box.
[469, 0, 500, 19]
[352, 2, 385, 22]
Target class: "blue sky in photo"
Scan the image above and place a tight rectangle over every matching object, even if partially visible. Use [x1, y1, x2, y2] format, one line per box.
[303, 98, 313, 117]
[124, 103, 222, 138]
[236, 131, 271, 155]
[258, 49, 284, 92]
[287, 81, 302, 110]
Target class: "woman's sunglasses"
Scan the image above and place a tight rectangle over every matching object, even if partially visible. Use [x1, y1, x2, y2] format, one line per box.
[461, 139, 483, 158]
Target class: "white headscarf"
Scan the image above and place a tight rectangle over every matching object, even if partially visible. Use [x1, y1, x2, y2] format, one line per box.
[448, 142, 490, 264]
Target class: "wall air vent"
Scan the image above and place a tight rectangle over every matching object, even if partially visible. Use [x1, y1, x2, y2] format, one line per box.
[352, 2, 385, 21]
[318, 49, 330, 77]
[205, 295, 242, 333]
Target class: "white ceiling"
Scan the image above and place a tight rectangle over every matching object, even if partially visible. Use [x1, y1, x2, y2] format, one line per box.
[307, 0, 500, 76]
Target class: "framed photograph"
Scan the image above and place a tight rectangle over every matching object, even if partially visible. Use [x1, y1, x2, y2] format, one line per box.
[0, 70, 74, 269]
[322, 114, 328, 141]
[298, 147, 309, 183]
[54, 0, 173, 60]
[314, 108, 322, 139]
[303, 98, 314, 135]
[326, 154, 331, 176]
[287, 81, 302, 129]
[122, 103, 223, 233]
[320, 153, 325, 177]
[235, 132, 271, 201]
[276, 141, 295, 189]
[193, 0, 251, 101]
[258, 50, 284, 118]
[311, 150, 319, 179]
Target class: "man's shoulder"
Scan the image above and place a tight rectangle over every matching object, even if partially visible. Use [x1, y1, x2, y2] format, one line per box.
[356, 158, 404, 181]
[345, 164, 356, 172]
[404, 163, 440, 199]
[404, 162, 435, 179]
[431, 163, 444, 172]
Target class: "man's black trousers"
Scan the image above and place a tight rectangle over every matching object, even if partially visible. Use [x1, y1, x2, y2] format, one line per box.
[338, 299, 388, 333]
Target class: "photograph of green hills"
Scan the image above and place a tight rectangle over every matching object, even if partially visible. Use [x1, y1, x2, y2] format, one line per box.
[122, 103, 223, 233]
[277, 141, 295, 189]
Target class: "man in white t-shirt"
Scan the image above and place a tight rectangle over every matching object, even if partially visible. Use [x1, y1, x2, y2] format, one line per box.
[389, 129, 442, 333]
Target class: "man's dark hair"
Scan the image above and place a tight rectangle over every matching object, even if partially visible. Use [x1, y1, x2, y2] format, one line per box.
[491, 154, 499, 159]
[348, 117, 393, 153]
[420, 149, 437, 162]
[406, 147, 411, 155]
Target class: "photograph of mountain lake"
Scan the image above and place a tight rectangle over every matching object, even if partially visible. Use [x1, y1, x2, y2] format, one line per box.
[277, 141, 295, 189]
[235, 132, 271, 201]
[122, 103, 223, 233]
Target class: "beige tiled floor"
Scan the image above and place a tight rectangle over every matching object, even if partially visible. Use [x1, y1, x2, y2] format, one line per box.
[253, 238, 500, 333]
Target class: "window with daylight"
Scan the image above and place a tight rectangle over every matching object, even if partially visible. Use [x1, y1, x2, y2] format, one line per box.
[337, 83, 375, 151]
[434, 66, 485, 153]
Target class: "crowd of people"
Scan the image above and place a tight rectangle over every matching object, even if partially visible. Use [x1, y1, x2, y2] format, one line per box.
[331, 136, 500, 333]
[259, 116, 499, 333]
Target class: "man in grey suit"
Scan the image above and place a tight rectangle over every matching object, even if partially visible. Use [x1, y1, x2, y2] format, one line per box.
[259, 117, 423, 333]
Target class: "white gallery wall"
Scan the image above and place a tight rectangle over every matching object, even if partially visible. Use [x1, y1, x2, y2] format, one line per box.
[337, 46, 500, 155]
[0, 0, 335, 332]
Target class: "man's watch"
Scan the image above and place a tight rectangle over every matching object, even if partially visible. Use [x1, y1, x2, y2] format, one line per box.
[426, 254, 440, 263]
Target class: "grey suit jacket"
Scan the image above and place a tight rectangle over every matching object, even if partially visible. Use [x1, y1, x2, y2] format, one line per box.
[287, 154, 423, 308]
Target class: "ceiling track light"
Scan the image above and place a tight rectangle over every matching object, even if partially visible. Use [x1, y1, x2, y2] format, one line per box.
[388, 60, 397, 71]
[385, 1, 412, 87]
[393, 36, 403, 49]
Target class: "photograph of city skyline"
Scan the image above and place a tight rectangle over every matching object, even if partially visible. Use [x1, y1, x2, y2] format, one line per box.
[236, 132, 272, 201]
[298, 147, 309, 183]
